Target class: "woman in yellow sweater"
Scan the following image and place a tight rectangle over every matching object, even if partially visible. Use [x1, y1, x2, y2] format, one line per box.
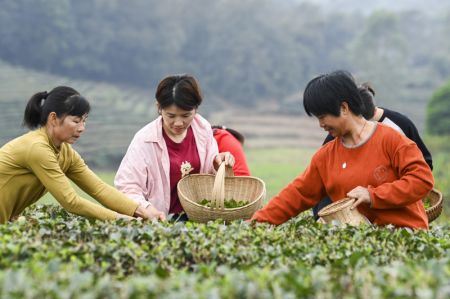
[0, 86, 164, 224]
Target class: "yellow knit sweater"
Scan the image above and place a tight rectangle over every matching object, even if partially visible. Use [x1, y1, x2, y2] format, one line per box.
[0, 128, 138, 223]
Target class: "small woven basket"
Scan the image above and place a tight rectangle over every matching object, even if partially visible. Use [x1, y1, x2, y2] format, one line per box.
[318, 197, 371, 226]
[177, 163, 266, 223]
[424, 188, 443, 223]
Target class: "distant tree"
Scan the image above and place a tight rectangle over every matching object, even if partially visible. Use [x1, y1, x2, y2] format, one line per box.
[0, 0, 75, 72]
[350, 11, 408, 91]
[0, 0, 449, 112]
[426, 80, 450, 135]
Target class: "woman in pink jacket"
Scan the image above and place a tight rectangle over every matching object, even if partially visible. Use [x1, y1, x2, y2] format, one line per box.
[115, 75, 234, 220]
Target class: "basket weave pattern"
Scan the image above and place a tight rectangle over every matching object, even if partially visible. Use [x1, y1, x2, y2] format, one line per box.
[318, 197, 371, 226]
[424, 188, 443, 223]
[177, 163, 265, 223]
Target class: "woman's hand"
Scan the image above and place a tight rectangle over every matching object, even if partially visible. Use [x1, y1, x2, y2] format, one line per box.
[214, 152, 235, 170]
[117, 213, 135, 220]
[144, 205, 166, 221]
[347, 186, 371, 209]
[134, 204, 166, 221]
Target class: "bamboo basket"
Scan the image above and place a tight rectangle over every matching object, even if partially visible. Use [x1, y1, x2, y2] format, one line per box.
[424, 188, 443, 223]
[318, 197, 371, 226]
[177, 163, 266, 223]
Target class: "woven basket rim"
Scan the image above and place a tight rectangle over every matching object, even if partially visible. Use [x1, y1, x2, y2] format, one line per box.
[181, 173, 263, 179]
[177, 173, 266, 211]
[424, 188, 443, 223]
[318, 197, 355, 217]
[424, 188, 443, 208]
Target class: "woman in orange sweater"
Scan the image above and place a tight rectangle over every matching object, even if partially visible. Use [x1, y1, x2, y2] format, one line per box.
[252, 70, 434, 229]
[212, 125, 250, 176]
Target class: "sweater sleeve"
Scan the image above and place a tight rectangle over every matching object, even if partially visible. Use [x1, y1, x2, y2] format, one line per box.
[66, 149, 138, 216]
[26, 143, 121, 220]
[251, 155, 326, 225]
[369, 142, 434, 209]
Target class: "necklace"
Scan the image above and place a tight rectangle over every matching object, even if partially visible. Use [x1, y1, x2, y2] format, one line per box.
[341, 120, 368, 168]
[344, 120, 368, 149]
[356, 120, 368, 142]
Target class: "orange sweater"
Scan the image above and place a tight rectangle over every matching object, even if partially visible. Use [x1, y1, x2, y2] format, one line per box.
[213, 129, 251, 176]
[252, 124, 434, 229]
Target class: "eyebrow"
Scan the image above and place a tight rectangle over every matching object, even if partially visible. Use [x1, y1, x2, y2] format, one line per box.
[166, 112, 192, 116]
[77, 115, 89, 121]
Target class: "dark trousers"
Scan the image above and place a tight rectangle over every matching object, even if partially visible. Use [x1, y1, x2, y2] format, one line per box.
[312, 196, 333, 220]
[170, 213, 189, 222]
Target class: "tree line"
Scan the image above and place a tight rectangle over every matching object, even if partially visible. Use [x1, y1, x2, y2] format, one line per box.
[0, 0, 449, 125]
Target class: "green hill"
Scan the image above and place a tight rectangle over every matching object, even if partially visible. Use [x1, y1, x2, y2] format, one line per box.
[0, 60, 156, 168]
[0, 61, 327, 170]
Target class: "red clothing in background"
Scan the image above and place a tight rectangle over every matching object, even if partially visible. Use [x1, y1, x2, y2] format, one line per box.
[252, 124, 434, 229]
[213, 128, 251, 176]
[163, 127, 200, 214]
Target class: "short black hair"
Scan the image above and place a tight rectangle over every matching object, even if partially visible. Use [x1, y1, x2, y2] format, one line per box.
[303, 70, 364, 117]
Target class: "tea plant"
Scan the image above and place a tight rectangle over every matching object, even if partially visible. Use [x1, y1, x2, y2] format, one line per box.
[0, 205, 449, 298]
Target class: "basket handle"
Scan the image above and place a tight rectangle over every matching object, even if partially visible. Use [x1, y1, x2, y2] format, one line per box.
[211, 162, 234, 210]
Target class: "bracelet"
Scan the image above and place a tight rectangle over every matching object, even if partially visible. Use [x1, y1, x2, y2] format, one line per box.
[139, 200, 152, 209]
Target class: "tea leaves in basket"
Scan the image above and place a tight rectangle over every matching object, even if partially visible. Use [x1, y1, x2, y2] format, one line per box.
[199, 198, 249, 209]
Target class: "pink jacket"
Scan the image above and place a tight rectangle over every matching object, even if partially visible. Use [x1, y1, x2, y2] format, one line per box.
[115, 114, 218, 215]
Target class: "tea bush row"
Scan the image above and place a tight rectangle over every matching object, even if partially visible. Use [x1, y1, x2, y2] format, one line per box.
[1, 258, 449, 299]
[1, 205, 448, 278]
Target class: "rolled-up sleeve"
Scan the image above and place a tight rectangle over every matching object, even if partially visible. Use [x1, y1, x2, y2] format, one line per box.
[115, 138, 151, 207]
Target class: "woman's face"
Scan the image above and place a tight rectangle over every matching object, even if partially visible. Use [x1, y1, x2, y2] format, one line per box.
[316, 102, 351, 137]
[52, 114, 88, 145]
[317, 113, 346, 137]
[160, 104, 196, 137]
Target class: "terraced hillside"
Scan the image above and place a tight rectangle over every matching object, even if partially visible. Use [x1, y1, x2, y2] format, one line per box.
[210, 109, 324, 149]
[0, 61, 324, 169]
[0, 61, 158, 168]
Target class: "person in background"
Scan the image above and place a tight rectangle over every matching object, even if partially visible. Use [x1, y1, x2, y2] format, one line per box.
[0, 86, 161, 224]
[252, 70, 434, 229]
[212, 125, 251, 176]
[312, 82, 433, 219]
[115, 75, 234, 221]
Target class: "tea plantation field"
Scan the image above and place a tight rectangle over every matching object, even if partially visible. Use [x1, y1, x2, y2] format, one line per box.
[2, 148, 449, 298]
[1, 206, 449, 298]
